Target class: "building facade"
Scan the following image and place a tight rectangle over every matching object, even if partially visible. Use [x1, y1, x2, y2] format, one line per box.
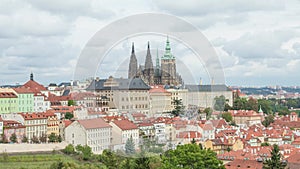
[65, 118, 112, 154]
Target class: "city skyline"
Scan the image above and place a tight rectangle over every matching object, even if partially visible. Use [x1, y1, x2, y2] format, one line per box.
[1, 0, 300, 86]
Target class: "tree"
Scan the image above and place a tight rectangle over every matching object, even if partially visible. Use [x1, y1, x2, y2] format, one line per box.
[99, 149, 124, 169]
[76, 145, 92, 160]
[261, 142, 270, 146]
[39, 133, 47, 143]
[1, 134, 8, 143]
[246, 97, 258, 111]
[214, 95, 226, 111]
[10, 133, 17, 143]
[63, 144, 75, 155]
[57, 135, 62, 142]
[65, 112, 74, 120]
[48, 133, 58, 143]
[221, 112, 233, 122]
[125, 136, 136, 155]
[204, 107, 213, 120]
[68, 100, 75, 106]
[21, 135, 28, 143]
[160, 143, 225, 169]
[262, 114, 274, 127]
[263, 144, 286, 169]
[31, 135, 40, 143]
[258, 99, 272, 114]
[171, 99, 185, 116]
[233, 98, 248, 110]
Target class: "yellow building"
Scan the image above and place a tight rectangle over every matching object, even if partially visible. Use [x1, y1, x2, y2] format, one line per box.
[204, 138, 244, 154]
[43, 111, 60, 136]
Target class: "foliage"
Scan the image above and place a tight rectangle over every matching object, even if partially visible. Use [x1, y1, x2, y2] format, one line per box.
[214, 95, 226, 111]
[171, 99, 185, 116]
[10, 133, 17, 143]
[21, 135, 28, 143]
[76, 145, 92, 161]
[63, 144, 75, 155]
[263, 144, 286, 169]
[262, 114, 274, 127]
[221, 112, 233, 122]
[48, 133, 61, 143]
[39, 133, 47, 143]
[261, 142, 270, 146]
[160, 143, 225, 169]
[98, 149, 124, 169]
[233, 97, 248, 110]
[65, 112, 74, 120]
[31, 135, 40, 144]
[68, 100, 75, 106]
[125, 136, 136, 155]
[204, 107, 213, 120]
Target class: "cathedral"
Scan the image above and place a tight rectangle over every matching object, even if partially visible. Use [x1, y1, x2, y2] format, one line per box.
[128, 37, 182, 86]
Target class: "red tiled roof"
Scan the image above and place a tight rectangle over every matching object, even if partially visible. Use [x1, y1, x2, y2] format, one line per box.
[149, 85, 170, 94]
[63, 120, 72, 127]
[225, 159, 263, 169]
[20, 113, 47, 120]
[78, 118, 111, 129]
[0, 92, 17, 98]
[13, 87, 34, 94]
[112, 119, 138, 130]
[23, 80, 47, 93]
[138, 123, 153, 127]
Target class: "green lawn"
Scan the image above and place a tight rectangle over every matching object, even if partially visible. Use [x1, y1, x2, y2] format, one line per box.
[0, 153, 78, 169]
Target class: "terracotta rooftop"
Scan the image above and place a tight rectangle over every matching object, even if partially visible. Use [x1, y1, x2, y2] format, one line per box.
[112, 119, 138, 130]
[20, 113, 47, 120]
[177, 131, 202, 139]
[78, 118, 111, 129]
[13, 87, 34, 94]
[0, 92, 17, 98]
[23, 80, 47, 93]
[225, 159, 263, 169]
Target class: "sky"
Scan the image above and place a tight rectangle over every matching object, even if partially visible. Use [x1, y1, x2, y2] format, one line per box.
[1, 0, 300, 87]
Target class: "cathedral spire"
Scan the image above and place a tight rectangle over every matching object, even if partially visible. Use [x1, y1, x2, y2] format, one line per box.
[145, 41, 153, 70]
[131, 42, 135, 54]
[128, 42, 138, 79]
[155, 48, 160, 77]
[162, 36, 174, 59]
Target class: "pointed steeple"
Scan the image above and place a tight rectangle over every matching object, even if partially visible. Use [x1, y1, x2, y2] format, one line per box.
[145, 41, 153, 70]
[258, 105, 263, 113]
[155, 48, 160, 77]
[30, 72, 34, 81]
[162, 36, 174, 60]
[128, 42, 138, 79]
[131, 42, 135, 54]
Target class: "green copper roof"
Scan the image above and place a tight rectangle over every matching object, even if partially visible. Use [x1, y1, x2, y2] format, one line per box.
[162, 36, 175, 60]
[258, 105, 263, 113]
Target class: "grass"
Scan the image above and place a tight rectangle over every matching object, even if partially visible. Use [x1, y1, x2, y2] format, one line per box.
[0, 152, 79, 169]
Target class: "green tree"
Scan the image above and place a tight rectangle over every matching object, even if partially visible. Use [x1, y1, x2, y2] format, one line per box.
[233, 98, 247, 110]
[245, 97, 258, 111]
[261, 142, 270, 146]
[221, 112, 233, 122]
[258, 99, 272, 114]
[204, 107, 213, 120]
[262, 114, 274, 127]
[99, 149, 124, 169]
[160, 143, 225, 169]
[57, 135, 62, 142]
[125, 136, 136, 155]
[10, 133, 17, 143]
[171, 99, 185, 116]
[263, 144, 286, 169]
[63, 144, 75, 155]
[48, 133, 58, 143]
[68, 100, 75, 106]
[21, 135, 28, 143]
[65, 112, 74, 120]
[214, 95, 226, 111]
[76, 145, 92, 160]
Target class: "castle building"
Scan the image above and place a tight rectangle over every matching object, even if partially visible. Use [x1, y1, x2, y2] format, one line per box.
[128, 37, 182, 86]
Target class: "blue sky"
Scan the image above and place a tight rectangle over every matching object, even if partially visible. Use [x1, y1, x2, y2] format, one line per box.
[0, 0, 300, 86]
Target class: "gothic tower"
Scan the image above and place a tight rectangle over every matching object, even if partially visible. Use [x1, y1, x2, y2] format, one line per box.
[161, 37, 177, 85]
[128, 43, 138, 79]
[154, 49, 161, 84]
[143, 42, 154, 85]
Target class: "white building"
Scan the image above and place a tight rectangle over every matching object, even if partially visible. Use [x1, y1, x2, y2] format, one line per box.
[153, 122, 167, 144]
[33, 93, 50, 112]
[149, 85, 172, 116]
[65, 118, 112, 154]
[109, 119, 139, 151]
